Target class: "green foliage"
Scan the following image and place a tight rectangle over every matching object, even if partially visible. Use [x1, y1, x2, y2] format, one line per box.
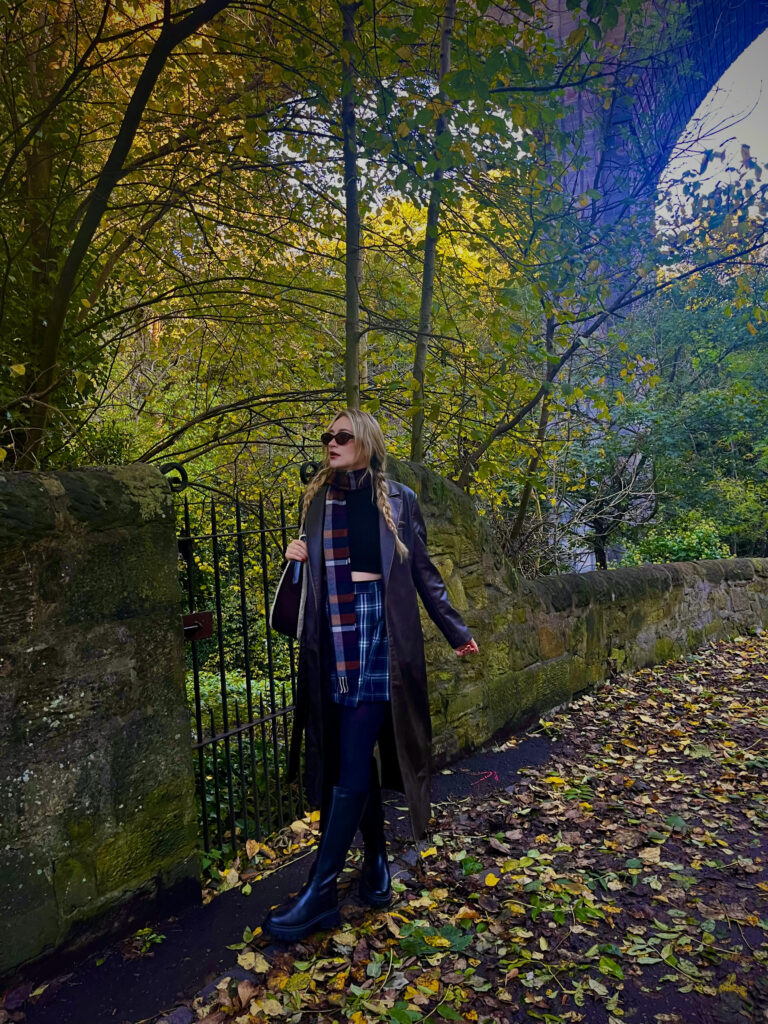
[3, 0, 767, 577]
[615, 512, 731, 566]
[179, 493, 298, 846]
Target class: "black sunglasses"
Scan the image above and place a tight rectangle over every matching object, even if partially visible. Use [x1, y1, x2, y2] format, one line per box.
[321, 430, 355, 446]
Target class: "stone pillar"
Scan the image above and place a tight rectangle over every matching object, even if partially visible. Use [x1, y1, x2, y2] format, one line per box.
[0, 465, 198, 981]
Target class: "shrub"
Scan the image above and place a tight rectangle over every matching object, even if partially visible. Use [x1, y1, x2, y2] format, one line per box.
[614, 512, 731, 566]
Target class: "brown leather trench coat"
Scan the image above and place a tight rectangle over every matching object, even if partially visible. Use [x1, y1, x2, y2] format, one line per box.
[286, 479, 471, 840]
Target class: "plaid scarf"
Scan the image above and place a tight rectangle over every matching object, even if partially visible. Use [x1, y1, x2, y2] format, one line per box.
[324, 467, 372, 695]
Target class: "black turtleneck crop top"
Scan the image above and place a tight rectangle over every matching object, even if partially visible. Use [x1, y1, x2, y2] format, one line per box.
[346, 487, 382, 573]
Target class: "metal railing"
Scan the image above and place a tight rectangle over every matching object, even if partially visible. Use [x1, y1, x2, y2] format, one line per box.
[177, 491, 305, 855]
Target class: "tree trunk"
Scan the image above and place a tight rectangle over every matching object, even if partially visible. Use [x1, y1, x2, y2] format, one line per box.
[410, 0, 457, 463]
[592, 529, 608, 571]
[509, 394, 551, 543]
[16, 0, 235, 469]
[509, 318, 554, 540]
[341, 2, 361, 410]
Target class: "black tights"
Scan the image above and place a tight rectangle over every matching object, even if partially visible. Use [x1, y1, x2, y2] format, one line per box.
[334, 700, 389, 793]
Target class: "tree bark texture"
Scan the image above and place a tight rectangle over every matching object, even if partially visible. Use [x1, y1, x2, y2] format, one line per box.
[341, 2, 361, 411]
[410, 0, 457, 463]
[18, 0, 235, 469]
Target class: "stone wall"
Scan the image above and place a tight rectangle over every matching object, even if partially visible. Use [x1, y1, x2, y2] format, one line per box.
[391, 461, 768, 764]
[3, 459, 768, 980]
[0, 465, 198, 980]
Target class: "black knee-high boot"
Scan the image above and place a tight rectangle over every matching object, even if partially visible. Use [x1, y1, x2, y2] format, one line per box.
[263, 786, 368, 942]
[358, 759, 392, 908]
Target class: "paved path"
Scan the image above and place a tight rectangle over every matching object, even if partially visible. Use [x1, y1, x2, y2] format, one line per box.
[13, 734, 550, 1024]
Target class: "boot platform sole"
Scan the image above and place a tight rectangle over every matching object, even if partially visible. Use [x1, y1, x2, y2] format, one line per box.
[358, 882, 393, 908]
[263, 906, 341, 942]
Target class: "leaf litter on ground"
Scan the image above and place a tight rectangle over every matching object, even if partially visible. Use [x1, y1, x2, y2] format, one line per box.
[164, 635, 768, 1024]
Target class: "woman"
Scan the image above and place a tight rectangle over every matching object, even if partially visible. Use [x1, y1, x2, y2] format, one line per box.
[263, 409, 478, 942]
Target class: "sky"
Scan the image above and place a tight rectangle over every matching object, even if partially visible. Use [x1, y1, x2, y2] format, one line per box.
[662, 26, 768, 192]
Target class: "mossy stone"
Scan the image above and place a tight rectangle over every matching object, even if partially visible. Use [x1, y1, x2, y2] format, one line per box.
[538, 625, 565, 660]
[53, 856, 98, 917]
[0, 474, 56, 555]
[610, 647, 627, 670]
[653, 636, 677, 661]
[1, 465, 196, 981]
[95, 806, 194, 894]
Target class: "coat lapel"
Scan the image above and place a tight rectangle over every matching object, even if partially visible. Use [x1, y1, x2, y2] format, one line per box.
[380, 483, 402, 586]
[305, 484, 326, 604]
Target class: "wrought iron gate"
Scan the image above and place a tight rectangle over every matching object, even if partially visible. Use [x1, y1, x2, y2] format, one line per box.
[176, 488, 306, 856]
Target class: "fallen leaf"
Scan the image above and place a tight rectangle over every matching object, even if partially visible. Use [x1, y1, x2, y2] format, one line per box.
[237, 951, 270, 973]
[639, 846, 661, 863]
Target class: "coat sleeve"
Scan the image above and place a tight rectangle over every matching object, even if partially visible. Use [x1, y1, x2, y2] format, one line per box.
[408, 491, 472, 649]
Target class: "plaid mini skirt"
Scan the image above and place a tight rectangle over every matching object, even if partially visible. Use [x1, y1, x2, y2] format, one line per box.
[329, 579, 390, 706]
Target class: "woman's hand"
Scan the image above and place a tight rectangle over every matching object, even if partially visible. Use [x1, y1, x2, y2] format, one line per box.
[454, 638, 479, 657]
[285, 539, 308, 562]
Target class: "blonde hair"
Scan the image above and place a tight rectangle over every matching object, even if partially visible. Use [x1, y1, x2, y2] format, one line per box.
[301, 409, 408, 560]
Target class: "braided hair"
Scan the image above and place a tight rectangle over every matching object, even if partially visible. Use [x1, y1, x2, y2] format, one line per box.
[300, 409, 408, 561]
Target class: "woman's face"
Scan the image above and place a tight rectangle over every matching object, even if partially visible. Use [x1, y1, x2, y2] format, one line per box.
[326, 414, 367, 471]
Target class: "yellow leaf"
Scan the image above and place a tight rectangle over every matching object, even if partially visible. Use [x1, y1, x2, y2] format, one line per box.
[385, 914, 401, 937]
[424, 934, 451, 948]
[396, 121, 410, 138]
[719, 974, 748, 999]
[542, 775, 566, 786]
[484, 872, 500, 887]
[746, 321, 757, 335]
[327, 968, 349, 992]
[220, 867, 240, 891]
[0, 448, 7, 463]
[639, 846, 661, 863]
[237, 950, 270, 973]
[250, 997, 283, 1016]
[269, 969, 291, 991]
[420, 846, 438, 858]
[455, 906, 480, 920]
[9, 363, 25, 375]
[245, 838, 259, 859]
